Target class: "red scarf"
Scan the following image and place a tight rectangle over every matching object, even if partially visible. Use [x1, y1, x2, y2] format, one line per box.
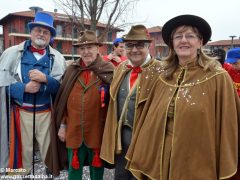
[80, 61, 91, 85]
[126, 65, 142, 89]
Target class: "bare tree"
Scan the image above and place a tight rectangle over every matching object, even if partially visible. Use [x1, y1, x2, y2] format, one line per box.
[53, 0, 139, 41]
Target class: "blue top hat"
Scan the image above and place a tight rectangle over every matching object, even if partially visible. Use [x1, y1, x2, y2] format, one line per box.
[225, 47, 240, 64]
[28, 12, 56, 37]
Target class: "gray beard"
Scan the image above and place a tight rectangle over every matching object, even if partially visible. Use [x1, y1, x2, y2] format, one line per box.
[34, 39, 47, 48]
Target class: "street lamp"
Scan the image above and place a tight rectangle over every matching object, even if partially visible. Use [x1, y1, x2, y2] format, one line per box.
[229, 35, 237, 48]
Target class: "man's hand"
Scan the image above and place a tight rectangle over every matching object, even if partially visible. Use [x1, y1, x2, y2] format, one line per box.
[58, 125, 66, 142]
[112, 55, 121, 63]
[29, 69, 47, 83]
[25, 81, 41, 93]
[107, 53, 121, 62]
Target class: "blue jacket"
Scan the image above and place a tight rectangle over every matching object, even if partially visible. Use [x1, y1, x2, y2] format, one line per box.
[9, 40, 62, 106]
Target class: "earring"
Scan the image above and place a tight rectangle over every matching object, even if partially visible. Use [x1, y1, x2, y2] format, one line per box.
[197, 48, 201, 55]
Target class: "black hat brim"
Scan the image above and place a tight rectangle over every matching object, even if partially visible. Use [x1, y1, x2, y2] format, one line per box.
[162, 14, 212, 46]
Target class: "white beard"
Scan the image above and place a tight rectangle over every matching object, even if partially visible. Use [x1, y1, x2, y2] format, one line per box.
[34, 39, 47, 48]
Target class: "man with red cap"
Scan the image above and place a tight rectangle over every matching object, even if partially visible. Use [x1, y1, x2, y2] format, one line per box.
[0, 11, 66, 176]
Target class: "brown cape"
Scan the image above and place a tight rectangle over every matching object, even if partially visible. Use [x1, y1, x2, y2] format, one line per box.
[126, 64, 240, 180]
[45, 55, 114, 176]
[100, 58, 165, 164]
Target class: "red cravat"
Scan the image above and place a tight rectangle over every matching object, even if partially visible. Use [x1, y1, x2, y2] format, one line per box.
[30, 46, 45, 55]
[80, 61, 91, 85]
[126, 65, 142, 89]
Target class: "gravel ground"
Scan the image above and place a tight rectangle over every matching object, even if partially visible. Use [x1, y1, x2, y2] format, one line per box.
[33, 161, 114, 180]
[0, 153, 114, 179]
[0, 161, 114, 180]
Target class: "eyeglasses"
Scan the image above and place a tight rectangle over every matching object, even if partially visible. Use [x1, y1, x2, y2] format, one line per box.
[125, 42, 148, 50]
[32, 27, 51, 36]
[172, 34, 200, 42]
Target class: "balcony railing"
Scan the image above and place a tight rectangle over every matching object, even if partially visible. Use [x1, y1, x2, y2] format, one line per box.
[8, 32, 78, 42]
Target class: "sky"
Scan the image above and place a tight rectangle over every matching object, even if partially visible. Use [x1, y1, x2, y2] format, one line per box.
[0, 0, 239, 42]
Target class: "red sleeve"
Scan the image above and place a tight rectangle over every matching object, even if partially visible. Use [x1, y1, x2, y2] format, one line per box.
[223, 63, 232, 72]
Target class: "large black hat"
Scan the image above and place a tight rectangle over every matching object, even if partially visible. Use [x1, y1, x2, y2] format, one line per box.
[162, 14, 211, 46]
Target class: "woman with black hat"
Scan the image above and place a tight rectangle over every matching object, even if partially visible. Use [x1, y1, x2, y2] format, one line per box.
[125, 15, 240, 180]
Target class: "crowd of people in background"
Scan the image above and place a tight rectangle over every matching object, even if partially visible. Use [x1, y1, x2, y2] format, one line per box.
[0, 11, 240, 180]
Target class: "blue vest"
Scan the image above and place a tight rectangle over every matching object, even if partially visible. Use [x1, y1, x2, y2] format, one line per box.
[21, 41, 53, 105]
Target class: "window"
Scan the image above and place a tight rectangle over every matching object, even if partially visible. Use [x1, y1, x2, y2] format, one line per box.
[107, 31, 112, 42]
[56, 42, 62, 52]
[25, 21, 30, 34]
[96, 29, 100, 36]
[73, 27, 78, 39]
[56, 25, 63, 37]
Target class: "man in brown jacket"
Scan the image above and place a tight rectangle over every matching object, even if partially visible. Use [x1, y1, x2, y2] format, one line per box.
[50, 30, 114, 179]
[100, 25, 164, 180]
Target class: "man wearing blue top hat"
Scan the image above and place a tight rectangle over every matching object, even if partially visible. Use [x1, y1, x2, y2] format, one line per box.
[0, 11, 66, 175]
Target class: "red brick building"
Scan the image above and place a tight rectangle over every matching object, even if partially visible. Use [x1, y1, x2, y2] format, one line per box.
[147, 26, 168, 59]
[0, 9, 122, 60]
[207, 39, 240, 51]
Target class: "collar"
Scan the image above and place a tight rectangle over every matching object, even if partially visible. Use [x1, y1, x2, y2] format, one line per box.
[127, 54, 151, 67]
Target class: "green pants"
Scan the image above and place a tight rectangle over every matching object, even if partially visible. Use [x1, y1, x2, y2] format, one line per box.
[67, 144, 104, 180]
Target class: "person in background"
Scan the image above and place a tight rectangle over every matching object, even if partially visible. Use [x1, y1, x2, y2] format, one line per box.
[53, 30, 114, 180]
[125, 15, 240, 180]
[103, 37, 127, 67]
[0, 11, 66, 175]
[100, 24, 164, 180]
[213, 48, 226, 65]
[223, 47, 240, 97]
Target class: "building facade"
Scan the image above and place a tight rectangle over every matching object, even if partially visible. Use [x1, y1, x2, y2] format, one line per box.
[0, 34, 3, 56]
[207, 39, 240, 51]
[147, 26, 168, 59]
[0, 9, 122, 60]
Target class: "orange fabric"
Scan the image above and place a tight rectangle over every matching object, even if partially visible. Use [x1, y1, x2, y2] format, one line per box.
[19, 107, 51, 114]
[15, 107, 23, 168]
[65, 73, 108, 149]
[8, 110, 15, 168]
[100, 87, 105, 107]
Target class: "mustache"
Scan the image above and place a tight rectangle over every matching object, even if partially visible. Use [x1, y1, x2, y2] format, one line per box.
[130, 53, 141, 55]
[34, 39, 46, 46]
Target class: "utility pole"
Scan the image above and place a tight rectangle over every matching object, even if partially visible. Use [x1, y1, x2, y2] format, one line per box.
[71, 0, 74, 60]
[229, 35, 236, 49]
